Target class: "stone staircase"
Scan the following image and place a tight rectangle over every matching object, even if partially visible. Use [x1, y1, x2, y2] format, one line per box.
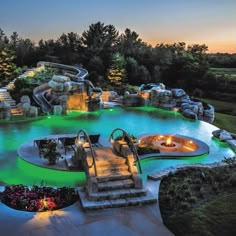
[0, 88, 24, 119]
[10, 107, 24, 119]
[77, 146, 157, 210]
[0, 88, 16, 107]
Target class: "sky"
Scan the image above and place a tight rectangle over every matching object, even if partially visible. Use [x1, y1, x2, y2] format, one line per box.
[0, 0, 235, 53]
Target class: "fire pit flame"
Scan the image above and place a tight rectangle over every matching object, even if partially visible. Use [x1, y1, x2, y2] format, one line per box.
[162, 136, 176, 147]
[166, 137, 172, 146]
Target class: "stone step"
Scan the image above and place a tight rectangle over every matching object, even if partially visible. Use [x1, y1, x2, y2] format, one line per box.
[97, 165, 129, 174]
[87, 157, 127, 167]
[78, 187, 157, 210]
[96, 171, 132, 182]
[11, 114, 24, 120]
[87, 187, 147, 201]
[11, 109, 23, 115]
[98, 179, 134, 191]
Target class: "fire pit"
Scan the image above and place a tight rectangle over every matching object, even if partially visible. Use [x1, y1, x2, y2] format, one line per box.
[137, 134, 209, 158]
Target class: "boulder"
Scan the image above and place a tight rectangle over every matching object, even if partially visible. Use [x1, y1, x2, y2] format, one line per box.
[28, 106, 38, 117]
[203, 104, 215, 123]
[64, 81, 72, 92]
[48, 80, 64, 92]
[226, 139, 236, 152]
[20, 95, 31, 105]
[181, 109, 197, 120]
[171, 89, 186, 98]
[53, 105, 63, 115]
[212, 129, 232, 141]
[219, 130, 232, 141]
[52, 75, 70, 83]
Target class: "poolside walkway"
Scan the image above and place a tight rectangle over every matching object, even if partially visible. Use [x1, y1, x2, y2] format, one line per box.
[0, 134, 174, 235]
[0, 180, 173, 236]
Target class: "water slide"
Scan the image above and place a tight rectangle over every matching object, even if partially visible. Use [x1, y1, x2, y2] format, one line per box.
[33, 62, 96, 113]
[33, 83, 52, 113]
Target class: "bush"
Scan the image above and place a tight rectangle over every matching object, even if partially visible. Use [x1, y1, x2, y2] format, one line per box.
[2, 185, 78, 212]
[137, 146, 160, 155]
[188, 196, 197, 204]
[229, 172, 236, 187]
[180, 202, 191, 210]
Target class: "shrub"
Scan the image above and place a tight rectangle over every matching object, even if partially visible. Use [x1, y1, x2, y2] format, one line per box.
[229, 172, 236, 187]
[2, 185, 78, 212]
[188, 196, 198, 204]
[184, 189, 192, 198]
[137, 146, 160, 155]
[180, 202, 191, 211]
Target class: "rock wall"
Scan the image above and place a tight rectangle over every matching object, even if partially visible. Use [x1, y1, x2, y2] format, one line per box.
[0, 101, 11, 119]
[124, 83, 215, 123]
[18, 95, 38, 117]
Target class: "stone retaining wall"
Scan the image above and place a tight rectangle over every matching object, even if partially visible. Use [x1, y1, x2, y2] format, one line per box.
[148, 162, 227, 181]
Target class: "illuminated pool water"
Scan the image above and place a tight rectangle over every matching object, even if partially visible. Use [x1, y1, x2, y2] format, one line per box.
[0, 107, 234, 187]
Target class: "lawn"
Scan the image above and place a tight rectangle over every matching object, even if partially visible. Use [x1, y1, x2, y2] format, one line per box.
[209, 67, 236, 80]
[214, 112, 236, 134]
[165, 193, 236, 236]
[159, 163, 236, 236]
[198, 98, 236, 133]
[200, 98, 236, 115]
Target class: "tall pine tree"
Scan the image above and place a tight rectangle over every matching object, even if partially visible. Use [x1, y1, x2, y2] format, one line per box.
[107, 52, 127, 92]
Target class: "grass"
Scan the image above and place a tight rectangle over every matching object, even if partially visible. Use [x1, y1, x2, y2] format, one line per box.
[166, 193, 236, 236]
[214, 112, 236, 134]
[159, 164, 236, 236]
[200, 98, 236, 115]
[197, 98, 236, 133]
[209, 67, 236, 73]
[209, 67, 236, 80]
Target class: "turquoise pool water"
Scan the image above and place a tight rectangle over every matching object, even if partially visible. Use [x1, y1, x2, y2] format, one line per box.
[0, 107, 234, 186]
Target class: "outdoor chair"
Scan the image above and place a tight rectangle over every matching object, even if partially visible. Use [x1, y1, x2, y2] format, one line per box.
[58, 136, 77, 154]
[89, 134, 102, 147]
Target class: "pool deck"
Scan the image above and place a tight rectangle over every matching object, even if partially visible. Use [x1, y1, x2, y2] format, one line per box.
[1, 134, 176, 235]
[0, 180, 173, 236]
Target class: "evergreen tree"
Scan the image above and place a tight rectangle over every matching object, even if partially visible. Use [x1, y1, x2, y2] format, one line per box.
[80, 22, 119, 68]
[0, 47, 16, 85]
[107, 52, 127, 91]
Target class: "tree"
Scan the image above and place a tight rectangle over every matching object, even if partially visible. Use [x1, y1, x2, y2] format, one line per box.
[0, 28, 9, 48]
[10, 32, 19, 50]
[118, 28, 144, 58]
[80, 22, 119, 69]
[0, 48, 16, 85]
[107, 52, 127, 92]
[125, 57, 139, 85]
[57, 32, 81, 64]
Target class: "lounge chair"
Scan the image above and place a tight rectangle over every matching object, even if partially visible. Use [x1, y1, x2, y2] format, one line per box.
[58, 136, 76, 154]
[89, 134, 102, 147]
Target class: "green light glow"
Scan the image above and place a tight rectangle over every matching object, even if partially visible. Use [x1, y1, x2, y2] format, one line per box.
[0, 107, 234, 187]
[16, 158, 86, 187]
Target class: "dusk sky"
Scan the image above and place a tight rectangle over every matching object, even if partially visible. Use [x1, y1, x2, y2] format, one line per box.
[0, 0, 235, 53]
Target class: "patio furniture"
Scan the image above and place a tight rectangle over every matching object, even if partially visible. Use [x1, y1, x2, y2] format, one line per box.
[58, 136, 77, 154]
[89, 134, 102, 147]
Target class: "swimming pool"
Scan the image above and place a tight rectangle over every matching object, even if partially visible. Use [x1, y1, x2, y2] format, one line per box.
[0, 107, 234, 186]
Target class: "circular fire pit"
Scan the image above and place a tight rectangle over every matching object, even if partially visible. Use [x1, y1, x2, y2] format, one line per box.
[137, 134, 209, 159]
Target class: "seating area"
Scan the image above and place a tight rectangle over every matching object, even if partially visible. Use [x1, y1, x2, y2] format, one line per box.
[88, 134, 102, 147]
[58, 136, 77, 154]
[32, 134, 102, 171]
[34, 138, 56, 158]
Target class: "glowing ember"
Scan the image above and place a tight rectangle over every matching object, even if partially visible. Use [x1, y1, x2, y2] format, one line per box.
[166, 137, 172, 146]
[161, 137, 176, 147]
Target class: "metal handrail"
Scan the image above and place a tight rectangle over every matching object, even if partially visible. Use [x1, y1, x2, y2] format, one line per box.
[109, 128, 142, 173]
[76, 129, 97, 176]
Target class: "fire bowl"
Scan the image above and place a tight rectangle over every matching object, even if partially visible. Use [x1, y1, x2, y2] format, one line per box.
[137, 134, 209, 159]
